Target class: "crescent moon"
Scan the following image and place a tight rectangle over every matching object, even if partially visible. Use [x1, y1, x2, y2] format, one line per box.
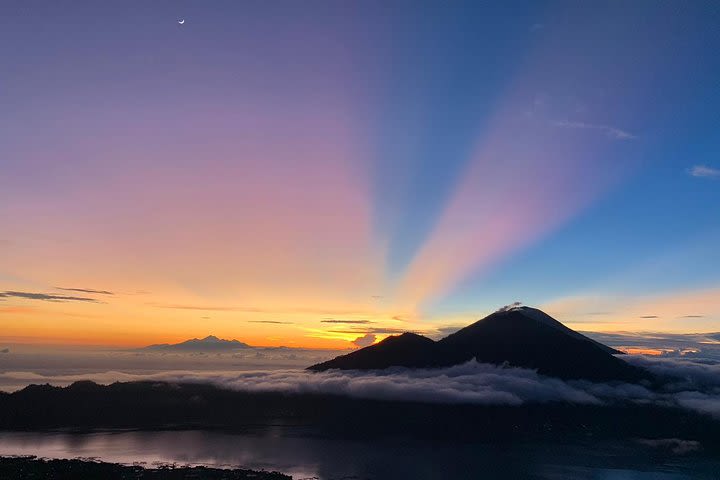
[178, 19, 185, 25]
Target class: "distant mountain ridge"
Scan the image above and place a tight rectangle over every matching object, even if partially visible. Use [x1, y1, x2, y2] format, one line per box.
[309, 306, 646, 382]
[143, 335, 250, 351]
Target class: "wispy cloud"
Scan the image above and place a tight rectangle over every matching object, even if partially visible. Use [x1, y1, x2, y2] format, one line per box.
[154, 304, 374, 316]
[328, 327, 415, 335]
[583, 331, 720, 360]
[553, 120, 636, 140]
[321, 319, 374, 324]
[352, 333, 376, 347]
[543, 287, 720, 331]
[248, 320, 294, 325]
[0, 291, 100, 303]
[689, 165, 720, 178]
[153, 304, 252, 312]
[55, 287, 114, 295]
[434, 325, 465, 338]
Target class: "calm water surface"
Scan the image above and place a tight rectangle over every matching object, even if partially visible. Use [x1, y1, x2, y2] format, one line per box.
[0, 429, 717, 479]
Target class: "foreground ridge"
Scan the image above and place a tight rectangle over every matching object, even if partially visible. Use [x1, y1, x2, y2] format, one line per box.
[0, 456, 290, 480]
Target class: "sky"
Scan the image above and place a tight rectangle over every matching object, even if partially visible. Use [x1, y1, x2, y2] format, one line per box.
[1, 1, 720, 349]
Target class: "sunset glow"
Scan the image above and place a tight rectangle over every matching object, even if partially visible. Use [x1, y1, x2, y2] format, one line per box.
[2, 2, 719, 349]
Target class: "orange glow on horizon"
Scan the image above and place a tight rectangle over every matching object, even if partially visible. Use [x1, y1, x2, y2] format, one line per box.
[0, 290, 420, 349]
[618, 348, 668, 356]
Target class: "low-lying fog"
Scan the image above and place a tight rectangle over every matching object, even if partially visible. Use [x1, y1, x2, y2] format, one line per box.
[0, 343, 339, 392]
[2, 332, 720, 418]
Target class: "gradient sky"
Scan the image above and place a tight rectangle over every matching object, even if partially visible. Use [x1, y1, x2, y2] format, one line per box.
[2, 1, 720, 348]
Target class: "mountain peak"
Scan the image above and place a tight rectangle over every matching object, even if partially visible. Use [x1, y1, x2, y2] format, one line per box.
[309, 306, 644, 382]
[385, 332, 433, 344]
[475, 306, 621, 355]
[143, 335, 250, 352]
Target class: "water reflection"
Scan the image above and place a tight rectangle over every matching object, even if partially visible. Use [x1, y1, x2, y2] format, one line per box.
[0, 430, 716, 479]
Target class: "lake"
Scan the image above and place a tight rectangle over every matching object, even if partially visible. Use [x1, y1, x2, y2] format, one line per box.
[0, 429, 718, 479]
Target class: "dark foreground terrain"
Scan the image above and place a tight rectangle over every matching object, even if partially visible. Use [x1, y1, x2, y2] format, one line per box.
[2, 380, 720, 449]
[0, 456, 290, 480]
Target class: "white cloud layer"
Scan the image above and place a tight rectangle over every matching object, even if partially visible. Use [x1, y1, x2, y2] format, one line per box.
[4, 336, 720, 420]
[3, 355, 720, 419]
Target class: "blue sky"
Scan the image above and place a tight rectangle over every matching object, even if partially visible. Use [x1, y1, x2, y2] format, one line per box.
[368, 1, 720, 321]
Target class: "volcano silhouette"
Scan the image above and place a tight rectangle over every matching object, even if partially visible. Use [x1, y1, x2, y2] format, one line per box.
[309, 306, 644, 382]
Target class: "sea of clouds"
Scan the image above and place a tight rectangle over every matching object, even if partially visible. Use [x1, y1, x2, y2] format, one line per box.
[3, 333, 720, 418]
[2, 352, 720, 419]
[150, 357, 720, 418]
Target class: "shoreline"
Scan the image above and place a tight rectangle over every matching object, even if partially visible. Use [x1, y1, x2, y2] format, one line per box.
[0, 455, 291, 479]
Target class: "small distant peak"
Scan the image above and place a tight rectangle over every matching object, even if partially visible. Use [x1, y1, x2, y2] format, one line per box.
[398, 332, 420, 338]
[382, 332, 435, 345]
[142, 335, 249, 351]
[391, 332, 427, 341]
[68, 380, 101, 391]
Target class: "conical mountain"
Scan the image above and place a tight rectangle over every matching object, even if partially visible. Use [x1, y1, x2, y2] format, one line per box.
[435, 306, 640, 381]
[309, 306, 645, 382]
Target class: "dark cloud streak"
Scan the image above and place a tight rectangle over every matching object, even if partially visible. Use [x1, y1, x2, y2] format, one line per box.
[329, 327, 419, 335]
[248, 320, 294, 325]
[321, 319, 374, 324]
[55, 287, 114, 295]
[0, 291, 100, 303]
[155, 304, 371, 316]
[154, 304, 247, 312]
